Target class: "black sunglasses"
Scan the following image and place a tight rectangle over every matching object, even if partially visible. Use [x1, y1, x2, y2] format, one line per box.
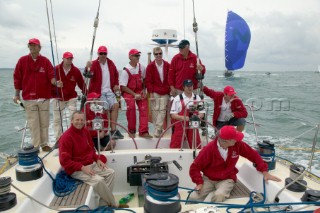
[99, 52, 107, 55]
[132, 55, 140, 57]
[154, 52, 162, 56]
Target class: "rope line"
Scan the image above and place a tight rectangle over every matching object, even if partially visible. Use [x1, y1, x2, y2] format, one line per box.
[44, 0, 64, 136]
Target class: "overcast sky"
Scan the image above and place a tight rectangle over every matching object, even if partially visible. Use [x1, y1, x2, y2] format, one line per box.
[1, 0, 320, 71]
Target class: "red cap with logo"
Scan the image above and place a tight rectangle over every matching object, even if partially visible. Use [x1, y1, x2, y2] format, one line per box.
[219, 126, 244, 142]
[97, 46, 108, 54]
[63, 52, 73, 59]
[87, 92, 101, 100]
[224, 86, 236, 96]
[128, 49, 141, 57]
[28, 38, 40, 45]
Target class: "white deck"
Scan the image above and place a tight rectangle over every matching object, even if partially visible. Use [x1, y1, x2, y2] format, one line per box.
[2, 136, 320, 213]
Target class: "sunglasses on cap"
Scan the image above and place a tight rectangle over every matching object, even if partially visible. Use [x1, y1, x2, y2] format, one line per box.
[154, 52, 162, 56]
[99, 52, 107, 55]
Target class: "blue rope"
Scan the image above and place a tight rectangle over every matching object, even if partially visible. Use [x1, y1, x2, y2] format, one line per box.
[18, 151, 39, 166]
[38, 157, 82, 197]
[52, 170, 83, 197]
[167, 183, 320, 212]
[145, 182, 178, 201]
[68, 205, 136, 212]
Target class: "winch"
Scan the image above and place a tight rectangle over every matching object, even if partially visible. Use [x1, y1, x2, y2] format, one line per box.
[15, 145, 43, 181]
[0, 177, 17, 211]
[127, 155, 182, 213]
[257, 140, 276, 170]
[144, 173, 181, 213]
[285, 164, 307, 192]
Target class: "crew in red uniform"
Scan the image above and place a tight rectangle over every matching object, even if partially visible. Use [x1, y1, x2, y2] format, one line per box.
[170, 79, 205, 148]
[145, 47, 170, 137]
[52, 51, 85, 142]
[203, 85, 247, 132]
[120, 49, 152, 138]
[13, 38, 61, 152]
[85, 46, 123, 139]
[168, 40, 206, 96]
[189, 125, 281, 202]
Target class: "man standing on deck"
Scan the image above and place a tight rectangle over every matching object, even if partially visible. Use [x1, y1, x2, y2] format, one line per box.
[170, 79, 205, 148]
[189, 125, 281, 203]
[145, 47, 170, 137]
[85, 46, 124, 139]
[203, 85, 247, 132]
[52, 52, 85, 143]
[120, 49, 152, 138]
[13, 38, 62, 152]
[59, 111, 128, 208]
[168, 39, 206, 96]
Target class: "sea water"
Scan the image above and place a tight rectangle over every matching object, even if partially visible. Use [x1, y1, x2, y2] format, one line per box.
[0, 68, 319, 176]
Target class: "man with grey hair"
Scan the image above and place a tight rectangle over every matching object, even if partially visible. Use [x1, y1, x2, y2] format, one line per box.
[13, 38, 61, 152]
[145, 47, 170, 137]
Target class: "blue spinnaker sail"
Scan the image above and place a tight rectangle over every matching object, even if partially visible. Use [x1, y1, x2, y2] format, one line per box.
[225, 11, 251, 71]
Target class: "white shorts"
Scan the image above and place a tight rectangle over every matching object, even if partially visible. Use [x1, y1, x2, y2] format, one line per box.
[100, 91, 117, 110]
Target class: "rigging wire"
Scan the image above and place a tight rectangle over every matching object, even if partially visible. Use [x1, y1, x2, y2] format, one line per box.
[183, 0, 185, 39]
[49, 0, 68, 129]
[191, 0, 204, 98]
[44, 0, 64, 136]
[81, 0, 102, 110]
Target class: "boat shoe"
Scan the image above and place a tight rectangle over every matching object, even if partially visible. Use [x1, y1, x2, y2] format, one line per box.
[139, 133, 153, 139]
[41, 145, 52, 152]
[110, 130, 124, 139]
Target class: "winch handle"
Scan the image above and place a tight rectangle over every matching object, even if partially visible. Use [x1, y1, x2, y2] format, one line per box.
[173, 160, 182, 171]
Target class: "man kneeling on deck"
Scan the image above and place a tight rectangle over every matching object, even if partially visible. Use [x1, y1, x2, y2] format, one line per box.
[189, 126, 281, 202]
[59, 111, 128, 208]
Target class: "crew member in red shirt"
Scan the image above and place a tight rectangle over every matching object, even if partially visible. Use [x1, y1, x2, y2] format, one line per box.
[170, 79, 205, 148]
[59, 111, 128, 208]
[168, 40, 206, 96]
[86, 46, 123, 139]
[52, 52, 85, 142]
[189, 126, 281, 202]
[203, 85, 247, 132]
[13, 38, 61, 152]
[145, 47, 170, 137]
[120, 49, 152, 138]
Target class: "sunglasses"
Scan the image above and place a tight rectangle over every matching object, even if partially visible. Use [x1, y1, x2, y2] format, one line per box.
[99, 52, 107, 55]
[132, 55, 140, 57]
[154, 52, 162, 56]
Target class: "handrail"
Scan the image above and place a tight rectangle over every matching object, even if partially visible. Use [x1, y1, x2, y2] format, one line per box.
[244, 104, 259, 144]
[84, 101, 138, 151]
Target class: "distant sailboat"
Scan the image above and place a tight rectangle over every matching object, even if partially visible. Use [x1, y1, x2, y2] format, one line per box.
[315, 65, 320, 73]
[224, 11, 251, 77]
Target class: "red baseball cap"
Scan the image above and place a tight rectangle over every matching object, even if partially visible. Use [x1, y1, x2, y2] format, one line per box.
[87, 92, 101, 100]
[97, 46, 108, 54]
[219, 126, 244, 142]
[224, 85, 236, 96]
[28, 38, 40, 45]
[128, 49, 141, 57]
[63, 52, 73, 59]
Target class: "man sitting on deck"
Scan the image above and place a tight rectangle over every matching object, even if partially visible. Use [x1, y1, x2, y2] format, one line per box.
[59, 111, 128, 208]
[189, 126, 281, 202]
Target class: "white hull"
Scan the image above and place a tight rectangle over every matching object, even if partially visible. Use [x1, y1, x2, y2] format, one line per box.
[2, 135, 320, 213]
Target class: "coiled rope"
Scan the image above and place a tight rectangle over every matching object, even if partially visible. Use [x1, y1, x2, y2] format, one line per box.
[38, 157, 82, 197]
[144, 182, 179, 201]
